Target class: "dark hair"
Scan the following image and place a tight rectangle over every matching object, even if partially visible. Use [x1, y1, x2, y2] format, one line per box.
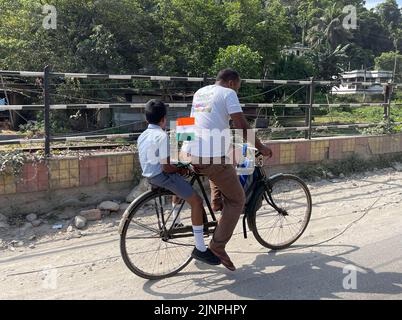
[216, 69, 241, 82]
[145, 99, 167, 124]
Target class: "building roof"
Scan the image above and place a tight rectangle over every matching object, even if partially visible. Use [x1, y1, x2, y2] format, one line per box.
[341, 70, 393, 79]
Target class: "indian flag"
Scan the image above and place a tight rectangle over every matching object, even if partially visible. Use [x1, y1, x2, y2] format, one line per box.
[176, 117, 196, 142]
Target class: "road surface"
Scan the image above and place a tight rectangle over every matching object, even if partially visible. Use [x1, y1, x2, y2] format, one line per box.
[1, 167, 402, 299]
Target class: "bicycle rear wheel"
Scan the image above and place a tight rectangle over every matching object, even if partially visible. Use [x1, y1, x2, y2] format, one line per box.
[120, 190, 194, 280]
[248, 174, 312, 250]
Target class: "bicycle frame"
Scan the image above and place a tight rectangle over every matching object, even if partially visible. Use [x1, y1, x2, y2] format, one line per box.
[157, 157, 285, 241]
[146, 146, 292, 244]
[156, 173, 218, 241]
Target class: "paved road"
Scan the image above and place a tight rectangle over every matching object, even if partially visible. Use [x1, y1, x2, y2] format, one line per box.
[1, 168, 402, 299]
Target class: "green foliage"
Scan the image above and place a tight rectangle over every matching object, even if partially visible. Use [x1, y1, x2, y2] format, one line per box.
[211, 45, 263, 78]
[19, 120, 45, 138]
[375, 51, 402, 81]
[0, 0, 401, 119]
[0, 150, 27, 176]
[305, 43, 350, 80]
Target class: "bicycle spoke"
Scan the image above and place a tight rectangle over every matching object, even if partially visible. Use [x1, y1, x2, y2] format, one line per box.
[121, 191, 194, 278]
[252, 176, 311, 249]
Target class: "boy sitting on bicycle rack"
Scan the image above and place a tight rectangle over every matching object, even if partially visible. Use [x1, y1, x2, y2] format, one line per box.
[137, 99, 222, 266]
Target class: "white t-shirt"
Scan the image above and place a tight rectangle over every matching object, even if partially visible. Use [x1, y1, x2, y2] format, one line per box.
[183, 84, 243, 158]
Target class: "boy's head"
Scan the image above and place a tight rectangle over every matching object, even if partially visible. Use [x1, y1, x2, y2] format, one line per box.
[145, 99, 167, 128]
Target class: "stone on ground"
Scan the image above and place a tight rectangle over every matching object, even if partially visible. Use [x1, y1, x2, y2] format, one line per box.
[31, 220, 42, 227]
[98, 201, 120, 212]
[26, 214, 37, 222]
[74, 216, 87, 229]
[79, 209, 102, 221]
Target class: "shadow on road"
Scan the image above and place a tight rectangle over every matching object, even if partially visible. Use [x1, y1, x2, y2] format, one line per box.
[142, 245, 402, 299]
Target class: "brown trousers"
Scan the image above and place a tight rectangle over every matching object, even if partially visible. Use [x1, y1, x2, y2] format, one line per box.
[193, 160, 246, 250]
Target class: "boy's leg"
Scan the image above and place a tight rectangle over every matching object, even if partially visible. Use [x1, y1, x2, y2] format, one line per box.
[149, 173, 219, 262]
[184, 193, 206, 252]
[171, 195, 182, 225]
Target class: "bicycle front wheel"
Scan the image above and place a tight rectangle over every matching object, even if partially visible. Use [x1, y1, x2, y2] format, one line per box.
[248, 174, 312, 250]
[120, 190, 194, 280]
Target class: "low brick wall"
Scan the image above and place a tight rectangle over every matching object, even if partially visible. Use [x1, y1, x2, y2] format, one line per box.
[1, 134, 402, 216]
[0, 153, 139, 196]
[264, 134, 402, 167]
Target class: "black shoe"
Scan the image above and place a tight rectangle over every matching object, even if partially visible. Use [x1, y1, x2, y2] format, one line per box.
[191, 247, 221, 265]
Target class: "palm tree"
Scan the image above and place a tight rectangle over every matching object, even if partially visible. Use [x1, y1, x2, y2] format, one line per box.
[306, 3, 353, 49]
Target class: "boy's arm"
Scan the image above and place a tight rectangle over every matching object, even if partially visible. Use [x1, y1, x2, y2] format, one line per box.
[159, 133, 187, 175]
[230, 112, 272, 157]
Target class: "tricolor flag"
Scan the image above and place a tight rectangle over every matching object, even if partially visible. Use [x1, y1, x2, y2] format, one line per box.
[176, 117, 196, 142]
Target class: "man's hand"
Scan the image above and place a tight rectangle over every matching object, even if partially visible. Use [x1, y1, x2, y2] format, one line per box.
[230, 112, 273, 159]
[177, 167, 190, 176]
[258, 145, 273, 158]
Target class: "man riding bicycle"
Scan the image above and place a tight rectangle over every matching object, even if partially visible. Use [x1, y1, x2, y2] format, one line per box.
[183, 69, 272, 271]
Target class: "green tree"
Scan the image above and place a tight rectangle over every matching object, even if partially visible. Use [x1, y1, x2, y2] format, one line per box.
[306, 43, 350, 80]
[211, 44, 264, 103]
[211, 45, 263, 78]
[375, 51, 402, 82]
[351, 9, 393, 58]
[306, 2, 353, 50]
[0, 0, 159, 73]
[376, 0, 401, 32]
[224, 0, 292, 77]
[155, 0, 226, 75]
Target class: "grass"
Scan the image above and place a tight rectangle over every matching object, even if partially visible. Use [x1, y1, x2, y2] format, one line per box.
[297, 153, 402, 181]
[313, 105, 402, 125]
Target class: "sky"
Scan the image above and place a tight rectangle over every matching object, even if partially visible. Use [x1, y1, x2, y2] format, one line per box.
[365, 0, 402, 9]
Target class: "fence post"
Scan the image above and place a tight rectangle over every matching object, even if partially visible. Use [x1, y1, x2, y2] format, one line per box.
[44, 65, 51, 157]
[305, 77, 314, 139]
[202, 73, 208, 87]
[384, 82, 392, 122]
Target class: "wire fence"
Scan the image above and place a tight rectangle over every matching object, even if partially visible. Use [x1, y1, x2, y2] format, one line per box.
[1, 67, 402, 156]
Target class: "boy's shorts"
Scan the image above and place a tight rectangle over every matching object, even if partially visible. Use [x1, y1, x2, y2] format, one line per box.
[148, 172, 194, 199]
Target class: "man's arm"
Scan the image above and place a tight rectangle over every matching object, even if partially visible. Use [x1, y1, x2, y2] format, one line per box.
[230, 112, 272, 157]
[162, 158, 179, 174]
[161, 158, 188, 175]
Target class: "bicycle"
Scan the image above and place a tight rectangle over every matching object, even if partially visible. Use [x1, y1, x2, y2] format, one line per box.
[119, 152, 312, 280]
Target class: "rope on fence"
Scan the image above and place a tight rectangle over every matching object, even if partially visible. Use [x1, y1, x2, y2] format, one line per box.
[3, 102, 402, 111]
[3, 122, 402, 146]
[260, 122, 402, 133]
[0, 132, 142, 145]
[3, 69, 401, 87]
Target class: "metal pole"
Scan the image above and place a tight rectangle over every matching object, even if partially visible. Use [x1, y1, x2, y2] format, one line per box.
[304, 84, 309, 139]
[0, 75, 15, 128]
[202, 73, 208, 87]
[305, 77, 314, 140]
[44, 65, 51, 157]
[387, 82, 393, 124]
[384, 83, 391, 121]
